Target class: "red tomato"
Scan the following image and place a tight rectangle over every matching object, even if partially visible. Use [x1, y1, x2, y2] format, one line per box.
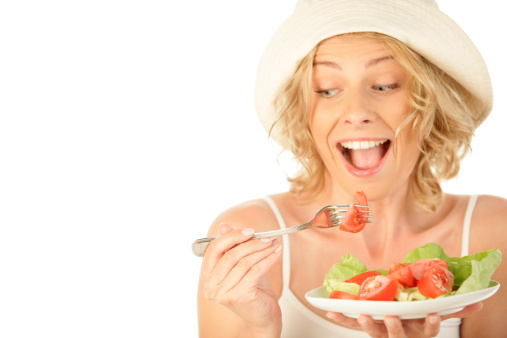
[359, 275, 398, 301]
[388, 263, 414, 288]
[408, 259, 449, 284]
[346, 271, 381, 285]
[329, 290, 363, 300]
[340, 191, 369, 233]
[418, 264, 454, 298]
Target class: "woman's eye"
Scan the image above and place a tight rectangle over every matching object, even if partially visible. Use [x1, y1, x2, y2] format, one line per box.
[373, 84, 399, 92]
[315, 89, 339, 98]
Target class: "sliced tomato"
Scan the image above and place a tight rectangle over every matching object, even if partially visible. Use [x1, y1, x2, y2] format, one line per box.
[388, 263, 414, 288]
[408, 258, 449, 284]
[359, 275, 398, 301]
[389, 262, 409, 273]
[340, 191, 369, 233]
[329, 290, 363, 300]
[418, 264, 454, 298]
[345, 271, 380, 285]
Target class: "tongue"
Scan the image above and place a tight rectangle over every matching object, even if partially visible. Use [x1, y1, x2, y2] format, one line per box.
[349, 146, 384, 169]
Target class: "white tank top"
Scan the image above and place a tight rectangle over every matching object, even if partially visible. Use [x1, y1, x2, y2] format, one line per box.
[263, 195, 478, 338]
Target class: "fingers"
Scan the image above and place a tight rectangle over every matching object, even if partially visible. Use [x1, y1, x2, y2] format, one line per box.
[201, 223, 255, 276]
[441, 302, 482, 320]
[328, 312, 445, 338]
[205, 238, 281, 300]
[422, 314, 441, 337]
[204, 243, 282, 303]
[357, 315, 388, 338]
[330, 309, 469, 338]
[383, 316, 405, 338]
[201, 223, 283, 303]
[355, 314, 440, 338]
[328, 314, 402, 337]
[232, 240, 282, 290]
[326, 312, 362, 330]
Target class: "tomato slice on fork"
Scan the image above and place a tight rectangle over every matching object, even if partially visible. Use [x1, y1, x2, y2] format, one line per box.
[340, 191, 369, 233]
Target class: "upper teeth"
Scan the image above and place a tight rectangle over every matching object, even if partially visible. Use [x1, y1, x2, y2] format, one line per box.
[341, 140, 387, 150]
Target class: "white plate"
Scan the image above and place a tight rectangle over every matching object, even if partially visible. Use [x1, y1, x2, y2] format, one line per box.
[305, 281, 500, 320]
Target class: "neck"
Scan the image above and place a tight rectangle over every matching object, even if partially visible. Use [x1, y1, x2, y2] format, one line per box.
[306, 174, 437, 254]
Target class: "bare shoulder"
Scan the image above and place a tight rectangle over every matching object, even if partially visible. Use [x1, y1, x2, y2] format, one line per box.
[470, 195, 507, 252]
[462, 194, 507, 337]
[206, 196, 284, 237]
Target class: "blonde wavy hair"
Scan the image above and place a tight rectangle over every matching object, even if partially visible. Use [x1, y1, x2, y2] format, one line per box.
[271, 32, 482, 213]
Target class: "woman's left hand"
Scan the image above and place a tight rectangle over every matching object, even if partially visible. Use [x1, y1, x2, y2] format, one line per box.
[326, 302, 482, 338]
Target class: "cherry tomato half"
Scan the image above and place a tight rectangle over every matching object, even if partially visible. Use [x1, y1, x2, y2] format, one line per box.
[388, 263, 414, 288]
[418, 264, 454, 298]
[409, 258, 449, 284]
[359, 275, 398, 301]
[346, 271, 381, 285]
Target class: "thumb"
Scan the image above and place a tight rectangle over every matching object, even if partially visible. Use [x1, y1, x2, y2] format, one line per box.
[219, 222, 234, 235]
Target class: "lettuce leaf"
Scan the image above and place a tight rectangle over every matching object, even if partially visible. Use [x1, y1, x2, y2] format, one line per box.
[325, 281, 360, 295]
[402, 242, 501, 294]
[402, 242, 451, 263]
[454, 249, 502, 294]
[323, 254, 367, 293]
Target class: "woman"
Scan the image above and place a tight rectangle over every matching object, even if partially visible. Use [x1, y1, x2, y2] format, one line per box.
[197, 0, 507, 337]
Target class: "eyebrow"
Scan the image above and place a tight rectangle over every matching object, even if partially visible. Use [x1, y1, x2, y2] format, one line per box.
[313, 55, 395, 70]
[365, 56, 395, 67]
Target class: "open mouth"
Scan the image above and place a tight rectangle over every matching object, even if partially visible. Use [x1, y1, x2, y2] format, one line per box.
[339, 140, 391, 170]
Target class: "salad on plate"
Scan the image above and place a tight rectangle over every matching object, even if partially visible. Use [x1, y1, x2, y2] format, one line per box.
[323, 243, 501, 302]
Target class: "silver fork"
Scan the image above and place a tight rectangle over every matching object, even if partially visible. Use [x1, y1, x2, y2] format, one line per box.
[191, 204, 373, 257]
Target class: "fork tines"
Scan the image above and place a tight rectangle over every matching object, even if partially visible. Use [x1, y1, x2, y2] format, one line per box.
[327, 205, 374, 224]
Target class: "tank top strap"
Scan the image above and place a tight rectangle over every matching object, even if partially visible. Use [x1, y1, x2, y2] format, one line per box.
[461, 195, 478, 257]
[263, 196, 291, 291]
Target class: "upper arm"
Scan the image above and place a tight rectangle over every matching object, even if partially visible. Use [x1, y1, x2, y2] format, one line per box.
[461, 195, 507, 337]
[197, 199, 284, 337]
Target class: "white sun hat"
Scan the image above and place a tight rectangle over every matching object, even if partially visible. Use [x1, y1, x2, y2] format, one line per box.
[254, 0, 493, 143]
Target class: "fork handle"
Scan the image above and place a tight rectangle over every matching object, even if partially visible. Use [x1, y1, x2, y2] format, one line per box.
[192, 237, 215, 257]
[191, 224, 310, 257]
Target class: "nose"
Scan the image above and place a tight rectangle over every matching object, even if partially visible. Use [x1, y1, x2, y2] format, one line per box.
[342, 90, 376, 126]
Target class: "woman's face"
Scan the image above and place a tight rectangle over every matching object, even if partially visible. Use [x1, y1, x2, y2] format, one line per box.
[310, 35, 421, 200]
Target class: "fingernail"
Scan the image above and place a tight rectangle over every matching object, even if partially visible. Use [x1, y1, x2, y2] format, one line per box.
[358, 318, 369, 326]
[242, 228, 254, 236]
[428, 315, 438, 325]
[386, 318, 396, 328]
[260, 237, 275, 243]
[274, 245, 282, 253]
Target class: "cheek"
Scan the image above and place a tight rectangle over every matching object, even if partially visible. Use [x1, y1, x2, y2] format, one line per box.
[395, 124, 421, 169]
[389, 92, 412, 126]
[309, 112, 336, 161]
[309, 97, 339, 137]
[309, 101, 326, 141]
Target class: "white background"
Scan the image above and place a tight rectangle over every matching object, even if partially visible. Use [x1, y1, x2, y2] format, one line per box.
[0, 1, 505, 337]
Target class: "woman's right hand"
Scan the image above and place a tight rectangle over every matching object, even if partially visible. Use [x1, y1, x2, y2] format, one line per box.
[200, 223, 283, 337]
